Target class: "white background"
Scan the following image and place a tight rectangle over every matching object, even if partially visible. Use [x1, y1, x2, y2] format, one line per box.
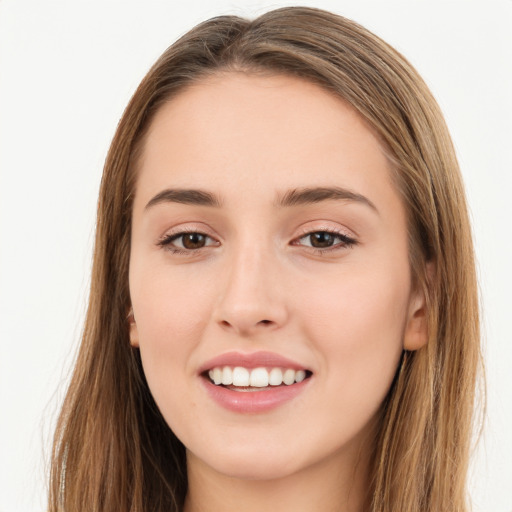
[0, 1, 511, 511]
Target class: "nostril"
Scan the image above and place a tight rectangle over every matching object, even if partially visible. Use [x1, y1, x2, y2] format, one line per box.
[217, 318, 275, 336]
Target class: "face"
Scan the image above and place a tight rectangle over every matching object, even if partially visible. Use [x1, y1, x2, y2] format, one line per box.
[129, 73, 427, 481]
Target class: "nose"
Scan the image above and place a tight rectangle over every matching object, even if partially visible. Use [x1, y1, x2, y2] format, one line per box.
[213, 244, 288, 337]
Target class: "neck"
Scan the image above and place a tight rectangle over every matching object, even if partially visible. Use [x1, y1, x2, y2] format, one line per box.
[183, 444, 372, 512]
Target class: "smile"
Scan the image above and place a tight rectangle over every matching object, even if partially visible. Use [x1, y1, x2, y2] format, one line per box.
[199, 352, 313, 413]
[207, 366, 309, 390]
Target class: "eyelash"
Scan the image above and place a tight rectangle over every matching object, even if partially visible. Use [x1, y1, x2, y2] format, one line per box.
[293, 229, 358, 254]
[157, 228, 357, 256]
[157, 229, 218, 255]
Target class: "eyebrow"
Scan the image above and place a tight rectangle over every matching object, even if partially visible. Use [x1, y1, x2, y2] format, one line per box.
[145, 188, 222, 209]
[276, 186, 378, 213]
[145, 186, 378, 214]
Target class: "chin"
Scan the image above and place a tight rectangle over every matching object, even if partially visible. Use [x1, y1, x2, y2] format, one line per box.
[211, 458, 299, 481]
[188, 441, 306, 481]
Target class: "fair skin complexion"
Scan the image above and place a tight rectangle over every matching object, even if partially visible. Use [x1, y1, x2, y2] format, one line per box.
[128, 73, 428, 512]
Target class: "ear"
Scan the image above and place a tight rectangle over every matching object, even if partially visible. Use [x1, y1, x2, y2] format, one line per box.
[127, 307, 139, 348]
[403, 290, 427, 350]
[403, 263, 434, 351]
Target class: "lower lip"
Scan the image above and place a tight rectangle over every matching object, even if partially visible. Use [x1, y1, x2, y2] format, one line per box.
[202, 377, 311, 413]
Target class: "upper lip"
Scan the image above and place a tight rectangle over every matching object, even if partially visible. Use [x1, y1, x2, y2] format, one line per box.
[198, 351, 310, 374]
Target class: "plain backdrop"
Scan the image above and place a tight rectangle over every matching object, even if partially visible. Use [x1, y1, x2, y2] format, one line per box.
[0, 1, 511, 511]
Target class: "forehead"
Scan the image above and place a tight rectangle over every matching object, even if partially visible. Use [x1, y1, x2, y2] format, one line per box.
[134, 72, 398, 213]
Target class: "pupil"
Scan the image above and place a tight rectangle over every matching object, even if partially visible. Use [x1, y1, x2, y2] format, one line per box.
[183, 233, 205, 249]
[311, 232, 333, 248]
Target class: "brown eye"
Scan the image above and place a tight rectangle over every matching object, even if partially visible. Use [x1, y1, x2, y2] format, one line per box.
[181, 233, 207, 249]
[309, 232, 336, 248]
[295, 230, 357, 251]
[158, 231, 218, 253]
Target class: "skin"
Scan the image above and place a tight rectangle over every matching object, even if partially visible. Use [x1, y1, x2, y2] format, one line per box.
[128, 73, 428, 512]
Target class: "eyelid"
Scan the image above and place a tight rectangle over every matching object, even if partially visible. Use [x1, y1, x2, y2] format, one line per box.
[294, 221, 357, 241]
[155, 222, 358, 256]
[296, 223, 354, 237]
[156, 224, 221, 254]
[156, 222, 218, 241]
[291, 224, 358, 253]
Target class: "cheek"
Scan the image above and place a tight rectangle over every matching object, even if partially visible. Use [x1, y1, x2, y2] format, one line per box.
[130, 277, 212, 433]
[295, 271, 408, 443]
[302, 265, 408, 337]
[131, 260, 212, 338]
[297, 261, 410, 386]
[129, 264, 214, 393]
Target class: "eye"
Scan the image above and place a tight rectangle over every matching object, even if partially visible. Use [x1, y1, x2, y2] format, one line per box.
[294, 230, 357, 251]
[157, 231, 219, 253]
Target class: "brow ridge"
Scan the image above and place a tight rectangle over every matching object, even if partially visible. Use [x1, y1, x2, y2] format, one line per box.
[144, 185, 377, 213]
[145, 188, 221, 209]
[276, 186, 378, 213]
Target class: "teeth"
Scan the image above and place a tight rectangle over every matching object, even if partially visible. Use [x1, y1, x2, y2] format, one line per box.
[283, 369, 295, 385]
[295, 369, 306, 383]
[221, 366, 233, 385]
[207, 366, 309, 387]
[212, 367, 222, 385]
[232, 367, 250, 386]
[249, 367, 269, 387]
[269, 368, 283, 386]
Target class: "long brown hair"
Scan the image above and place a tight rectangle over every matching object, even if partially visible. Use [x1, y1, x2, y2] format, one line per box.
[48, 7, 481, 511]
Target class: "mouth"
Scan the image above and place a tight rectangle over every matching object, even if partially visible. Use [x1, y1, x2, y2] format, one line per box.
[199, 351, 313, 412]
[204, 366, 313, 391]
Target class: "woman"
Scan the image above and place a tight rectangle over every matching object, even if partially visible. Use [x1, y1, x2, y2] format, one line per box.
[48, 7, 481, 512]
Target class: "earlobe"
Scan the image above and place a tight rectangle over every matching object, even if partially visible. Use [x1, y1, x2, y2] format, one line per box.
[127, 307, 139, 348]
